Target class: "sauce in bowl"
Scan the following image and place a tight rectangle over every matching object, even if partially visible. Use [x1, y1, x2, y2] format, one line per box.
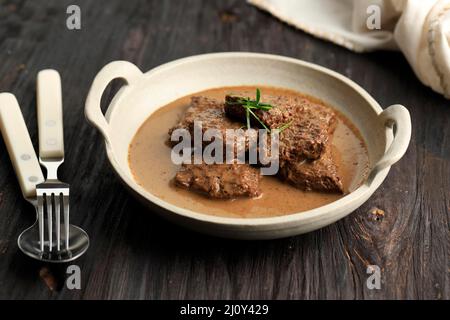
[128, 86, 369, 218]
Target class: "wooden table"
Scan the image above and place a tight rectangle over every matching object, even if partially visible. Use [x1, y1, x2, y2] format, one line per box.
[0, 0, 448, 300]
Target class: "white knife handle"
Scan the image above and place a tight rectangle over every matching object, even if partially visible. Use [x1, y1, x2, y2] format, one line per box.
[0, 93, 44, 198]
[37, 69, 64, 160]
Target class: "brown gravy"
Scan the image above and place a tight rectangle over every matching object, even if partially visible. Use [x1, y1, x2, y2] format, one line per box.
[128, 86, 369, 218]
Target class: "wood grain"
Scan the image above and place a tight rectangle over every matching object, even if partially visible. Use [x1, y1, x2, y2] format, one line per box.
[0, 0, 448, 300]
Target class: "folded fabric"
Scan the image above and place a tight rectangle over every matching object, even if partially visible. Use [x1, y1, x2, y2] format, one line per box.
[248, 0, 450, 99]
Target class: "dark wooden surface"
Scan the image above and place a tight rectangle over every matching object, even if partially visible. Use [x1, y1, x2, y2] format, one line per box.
[0, 0, 448, 300]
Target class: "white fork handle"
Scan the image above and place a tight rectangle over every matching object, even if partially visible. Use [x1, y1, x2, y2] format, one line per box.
[37, 69, 64, 160]
[0, 93, 44, 198]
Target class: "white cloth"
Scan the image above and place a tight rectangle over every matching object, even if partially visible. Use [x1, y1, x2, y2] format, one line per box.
[248, 0, 450, 99]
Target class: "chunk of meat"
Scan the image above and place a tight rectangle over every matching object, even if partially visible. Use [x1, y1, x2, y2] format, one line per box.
[278, 146, 343, 193]
[279, 105, 336, 162]
[169, 96, 249, 154]
[225, 95, 337, 160]
[175, 162, 261, 198]
[170, 96, 239, 141]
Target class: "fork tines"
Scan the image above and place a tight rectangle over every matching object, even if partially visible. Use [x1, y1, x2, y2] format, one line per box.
[36, 183, 69, 252]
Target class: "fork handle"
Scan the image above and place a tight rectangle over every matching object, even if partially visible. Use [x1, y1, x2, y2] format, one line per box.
[37, 69, 64, 160]
[0, 93, 44, 198]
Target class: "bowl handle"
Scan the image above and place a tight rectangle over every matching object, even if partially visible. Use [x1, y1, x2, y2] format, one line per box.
[366, 104, 412, 185]
[85, 61, 143, 145]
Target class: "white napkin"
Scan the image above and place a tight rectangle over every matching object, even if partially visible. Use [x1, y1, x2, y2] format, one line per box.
[248, 0, 450, 99]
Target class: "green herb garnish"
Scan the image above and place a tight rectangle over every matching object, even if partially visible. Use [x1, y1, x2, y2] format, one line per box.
[274, 120, 293, 133]
[226, 88, 292, 133]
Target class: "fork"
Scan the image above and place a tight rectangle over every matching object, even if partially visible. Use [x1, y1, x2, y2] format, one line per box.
[0, 91, 88, 262]
[35, 70, 70, 252]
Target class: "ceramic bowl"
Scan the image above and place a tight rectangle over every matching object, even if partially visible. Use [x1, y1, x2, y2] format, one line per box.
[85, 52, 411, 239]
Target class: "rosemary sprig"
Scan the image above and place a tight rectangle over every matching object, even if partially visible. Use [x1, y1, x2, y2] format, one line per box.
[226, 88, 292, 133]
[245, 107, 250, 130]
[274, 120, 293, 133]
[247, 107, 270, 131]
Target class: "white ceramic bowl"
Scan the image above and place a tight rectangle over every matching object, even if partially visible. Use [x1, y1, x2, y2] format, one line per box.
[85, 52, 411, 239]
